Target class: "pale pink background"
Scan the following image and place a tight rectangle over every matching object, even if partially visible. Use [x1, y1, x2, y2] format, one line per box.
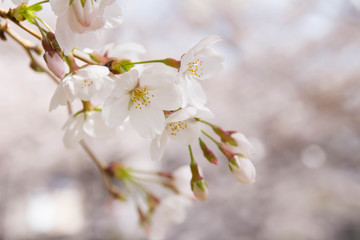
[1, 0, 360, 239]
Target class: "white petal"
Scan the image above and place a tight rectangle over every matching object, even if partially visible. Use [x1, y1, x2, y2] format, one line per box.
[149, 85, 183, 111]
[166, 107, 197, 123]
[140, 65, 178, 90]
[49, 85, 68, 111]
[190, 35, 221, 53]
[103, 0, 123, 29]
[195, 48, 224, 80]
[172, 165, 194, 199]
[229, 133, 256, 159]
[150, 133, 168, 161]
[83, 111, 115, 139]
[149, 196, 191, 240]
[179, 51, 194, 75]
[63, 113, 86, 149]
[184, 78, 207, 108]
[106, 42, 145, 59]
[111, 69, 139, 96]
[168, 120, 200, 145]
[129, 106, 165, 138]
[230, 156, 256, 184]
[49, 0, 68, 16]
[102, 96, 130, 127]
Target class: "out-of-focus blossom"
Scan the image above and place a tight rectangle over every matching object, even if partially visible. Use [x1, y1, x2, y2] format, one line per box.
[49, 65, 113, 111]
[49, 0, 122, 53]
[229, 155, 256, 184]
[102, 66, 183, 138]
[102, 42, 146, 60]
[150, 106, 212, 161]
[149, 195, 192, 240]
[63, 111, 114, 149]
[179, 35, 224, 108]
[171, 165, 194, 199]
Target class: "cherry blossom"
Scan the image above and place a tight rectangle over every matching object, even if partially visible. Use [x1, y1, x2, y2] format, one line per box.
[49, 65, 113, 111]
[178, 35, 224, 108]
[171, 165, 194, 199]
[150, 106, 212, 161]
[49, 0, 123, 53]
[63, 111, 115, 149]
[149, 195, 192, 240]
[102, 66, 183, 138]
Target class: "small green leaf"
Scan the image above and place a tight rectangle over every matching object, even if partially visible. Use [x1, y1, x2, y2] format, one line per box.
[26, 4, 43, 13]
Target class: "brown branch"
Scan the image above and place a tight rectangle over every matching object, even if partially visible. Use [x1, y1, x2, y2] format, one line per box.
[0, 8, 41, 40]
[79, 140, 125, 199]
[72, 51, 99, 65]
[1, 19, 59, 84]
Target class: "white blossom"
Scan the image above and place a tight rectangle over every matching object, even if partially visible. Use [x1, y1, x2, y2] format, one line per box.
[229, 155, 256, 184]
[49, 0, 123, 53]
[179, 35, 224, 108]
[101, 42, 146, 60]
[149, 195, 192, 240]
[102, 66, 183, 138]
[150, 106, 212, 161]
[63, 111, 114, 149]
[49, 65, 113, 111]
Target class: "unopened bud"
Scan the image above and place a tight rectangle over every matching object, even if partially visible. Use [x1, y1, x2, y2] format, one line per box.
[44, 51, 66, 79]
[163, 58, 181, 69]
[228, 132, 255, 159]
[106, 59, 134, 74]
[229, 155, 256, 184]
[199, 138, 218, 165]
[191, 179, 208, 201]
[190, 163, 208, 201]
[211, 125, 237, 146]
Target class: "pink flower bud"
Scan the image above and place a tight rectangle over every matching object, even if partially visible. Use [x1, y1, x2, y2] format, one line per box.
[44, 51, 66, 79]
[229, 155, 256, 184]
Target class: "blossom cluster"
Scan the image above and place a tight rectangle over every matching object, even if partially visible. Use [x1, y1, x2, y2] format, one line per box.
[0, 0, 257, 238]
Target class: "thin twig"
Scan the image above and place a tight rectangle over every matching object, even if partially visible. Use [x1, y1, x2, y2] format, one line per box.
[0, 8, 41, 40]
[2, 20, 59, 84]
[79, 140, 124, 198]
[72, 51, 99, 65]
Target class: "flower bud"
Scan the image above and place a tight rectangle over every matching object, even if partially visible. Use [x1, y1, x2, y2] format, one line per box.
[163, 58, 181, 69]
[190, 163, 208, 201]
[44, 51, 66, 79]
[228, 132, 255, 159]
[229, 155, 256, 184]
[199, 138, 218, 165]
[191, 179, 208, 201]
[211, 125, 237, 146]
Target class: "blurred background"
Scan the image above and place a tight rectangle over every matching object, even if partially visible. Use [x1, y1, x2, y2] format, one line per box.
[1, 0, 360, 239]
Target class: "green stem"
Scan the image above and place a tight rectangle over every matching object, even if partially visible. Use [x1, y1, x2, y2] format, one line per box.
[201, 130, 220, 147]
[131, 59, 166, 65]
[196, 118, 215, 128]
[188, 145, 196, 166]
[34, 15, 53, 32]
